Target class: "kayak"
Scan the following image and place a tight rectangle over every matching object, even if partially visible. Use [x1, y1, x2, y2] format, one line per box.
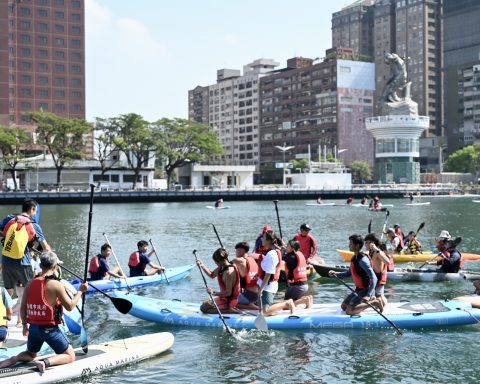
[206, 206, 230, 209]
[337, 249, 480, 263]
[0, 332, 174, 384]
[454, 294, 480, 308]
[68, 264, 195, 294]
[313, 263, 480, 282]
[404, 202, 431, 206]
[113, 292, 480, 330]
[354, 204, 394, 208]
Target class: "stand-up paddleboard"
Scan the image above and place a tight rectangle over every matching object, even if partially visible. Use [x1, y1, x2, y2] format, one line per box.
[205, 205, 231, 209]
[68, 264, 195, 294]
[404, 202, 431, 206]
[354, 204, 394, 208]
[305, 203, 335, 206]
[313, 263, 480, 282]
[0, 333, 174, 384]
[473, 200, 480, 203]
[113, 292, 480, 331]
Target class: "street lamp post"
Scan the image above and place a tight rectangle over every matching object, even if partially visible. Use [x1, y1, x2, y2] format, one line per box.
[274, 143, 295, 187]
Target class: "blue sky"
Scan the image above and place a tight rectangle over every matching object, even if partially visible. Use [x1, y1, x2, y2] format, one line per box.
[85, 0, 350, 122]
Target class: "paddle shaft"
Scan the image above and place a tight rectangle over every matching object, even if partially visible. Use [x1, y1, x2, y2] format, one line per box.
[103, 233, 132, 291]
[332, 274, 403, 335]
[148, 239, 170, 284]
[193, 250, 233, 336]
[59, 264, 132, 314]
[379, 210, 390, 241]
[273, 200, 283, 239]
[210, 223, 224, 248]
[81, 184, 95, 353]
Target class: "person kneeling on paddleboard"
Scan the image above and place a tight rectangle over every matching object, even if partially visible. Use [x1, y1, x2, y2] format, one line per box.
[0, 251, 88, 373]
[197, 248, 241, 314]
[329, 235, 381, 315]
[364, 233, 390, 312]
[232, 242, 260, 310]
[128, 240, 165, 277]
[283, 240, 313, 309]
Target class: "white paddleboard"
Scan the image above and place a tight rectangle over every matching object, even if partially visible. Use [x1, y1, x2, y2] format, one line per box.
[0, 333, 174, 384]
[473, 200, 480, 203]
[205, 206, 231, 209]
[404, 202, 431, 206]
[305, 203, 335, 206]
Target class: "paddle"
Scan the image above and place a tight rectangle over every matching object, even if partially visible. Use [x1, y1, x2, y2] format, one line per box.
[210, 223, 224, 248]
[367, 219, 372, 234]
[148, 239, 170, 284]
[254, 292, 268, 331]
[273, 200, 283, 239]
[193, 249, 234, 336]
[418, 237, 462, 269]
[102, 233, 132, 291]
[80, 184, 95, 353]
[331, 274, 403, 335]
[59, 264, 132, 314]
[379, 210, 390, 241]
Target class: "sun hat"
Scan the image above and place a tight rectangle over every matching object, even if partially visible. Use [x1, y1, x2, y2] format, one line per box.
[438, 230, 452, 240]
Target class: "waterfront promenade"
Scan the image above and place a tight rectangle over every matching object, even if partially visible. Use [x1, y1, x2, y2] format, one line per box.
[0, 184, 470, 204]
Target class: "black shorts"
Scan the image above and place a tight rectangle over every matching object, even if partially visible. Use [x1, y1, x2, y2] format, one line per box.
[2, 263, 34, 289]
[342, 289, 368, 308]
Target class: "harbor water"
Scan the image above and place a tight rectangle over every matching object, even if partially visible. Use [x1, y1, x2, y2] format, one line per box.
[1, 197, 479, 383]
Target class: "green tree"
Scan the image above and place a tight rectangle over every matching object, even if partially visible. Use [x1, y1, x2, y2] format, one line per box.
[443, 145, 480, 174]
[112, 113, 158, 189]
[154, 118, 224, 187]
[93, 117, 121, 183]
[290, 159, 309, 172]
[26, 111, 92, 186]
[0, 126, 31, 190]
[349, 161, 373, 183]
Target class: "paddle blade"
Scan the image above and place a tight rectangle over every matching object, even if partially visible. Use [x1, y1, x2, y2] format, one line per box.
[254, 313, 268, 331]
[367, 219, 372, 234]
[80, 326, 88, 353]
[111, 297, 133, 314]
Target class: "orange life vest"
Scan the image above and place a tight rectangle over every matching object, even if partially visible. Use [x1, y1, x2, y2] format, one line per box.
[216, 264, 241, 308]
[350, 253, 372, 289]
[285, 251, 308, 284]
[293, 233, 316, 258]
[26, 277, 63, 326]
[88, 255, 100, 273]
[257, 249, 282, 283]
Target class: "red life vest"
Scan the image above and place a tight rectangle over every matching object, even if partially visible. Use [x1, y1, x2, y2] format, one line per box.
[350, 253, 372, 289]
[294, 233, 316, 258]
[244, 256, 259, 289]
[26, 277, 63, 326]
[285, 251, 308, 284]
[128, 251, 140, 267]
[257, 249, 282, 283]
[89, 255, 100, 273]
[216, 264, 241, 308]
[370, 250, 388, 286]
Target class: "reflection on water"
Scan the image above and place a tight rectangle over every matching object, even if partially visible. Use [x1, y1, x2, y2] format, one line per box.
[1, 198, 480, 383]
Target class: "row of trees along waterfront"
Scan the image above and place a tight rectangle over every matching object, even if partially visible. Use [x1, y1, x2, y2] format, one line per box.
[0, 111, 223, 190]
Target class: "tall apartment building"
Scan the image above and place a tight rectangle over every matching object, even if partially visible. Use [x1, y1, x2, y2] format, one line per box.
[0, 0, 87, 153]
[331, 0, 375, 59]
[258, 50, 375, 184]
[188, 59, 279, 167]
[443, 0, 480, 154]
[332, 0, 443, 139]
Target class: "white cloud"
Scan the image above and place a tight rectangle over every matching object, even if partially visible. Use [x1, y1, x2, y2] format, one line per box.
[85, 0, 112, 36]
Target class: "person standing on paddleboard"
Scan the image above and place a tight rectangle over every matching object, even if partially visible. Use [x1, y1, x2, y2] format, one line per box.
[0, 199, 51, 327]
[0, 251, 88, 372]
[329, 235, 381, 315]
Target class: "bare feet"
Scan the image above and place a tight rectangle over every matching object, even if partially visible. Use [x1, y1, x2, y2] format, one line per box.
[306, 295, 313, 309]
[287, 299, 295, 314]
[368, 298, 383, 312]
[34, 360, 46, 373]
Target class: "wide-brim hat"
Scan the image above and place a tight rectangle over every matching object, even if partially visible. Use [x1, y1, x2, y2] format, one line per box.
[438, 230, 452, 241]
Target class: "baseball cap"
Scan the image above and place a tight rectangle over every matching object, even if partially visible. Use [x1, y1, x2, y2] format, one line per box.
[394, 223, 401, 228]
[300, 223, 312, 231]
[263, 225, 273, 232]
[39, 251, 63, 269]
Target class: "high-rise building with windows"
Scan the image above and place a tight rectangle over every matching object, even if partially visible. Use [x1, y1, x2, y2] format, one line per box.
[332, 0, 443, 139]
[0, 0, 87, 151]
[188, 59, 279, 169]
